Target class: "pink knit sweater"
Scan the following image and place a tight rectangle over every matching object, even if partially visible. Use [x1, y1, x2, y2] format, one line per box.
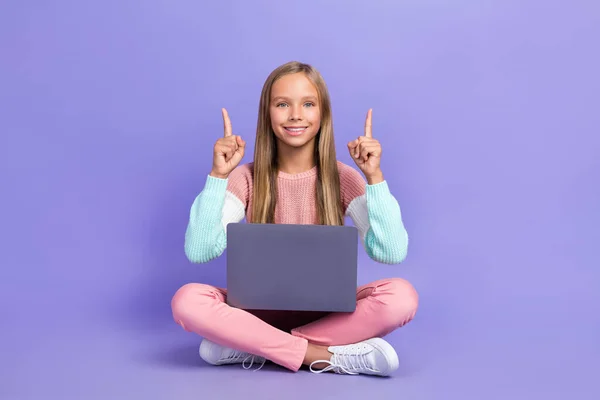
[184, 160, 409, 264]
[226, 161, 366, 224]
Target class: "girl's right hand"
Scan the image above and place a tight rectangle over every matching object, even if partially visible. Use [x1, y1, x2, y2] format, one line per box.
[210, 108, 246, 179]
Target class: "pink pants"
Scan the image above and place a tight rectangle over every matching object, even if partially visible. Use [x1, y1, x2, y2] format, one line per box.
[171, 278, 418, 372]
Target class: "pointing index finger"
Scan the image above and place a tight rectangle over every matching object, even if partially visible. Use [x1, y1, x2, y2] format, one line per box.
[364, 109, 373, 138]
[222, 108, 233, 137]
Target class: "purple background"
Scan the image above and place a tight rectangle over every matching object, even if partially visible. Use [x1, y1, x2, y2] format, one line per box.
[1, 0, 599, 399]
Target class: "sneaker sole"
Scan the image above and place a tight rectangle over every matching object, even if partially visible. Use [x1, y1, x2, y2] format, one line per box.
[365, 338, 399, 376]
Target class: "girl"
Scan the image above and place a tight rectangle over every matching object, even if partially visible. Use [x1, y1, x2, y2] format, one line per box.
[171, 61, 418, 376]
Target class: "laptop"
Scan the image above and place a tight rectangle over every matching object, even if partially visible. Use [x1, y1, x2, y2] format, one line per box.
[226, 223, 358, 312]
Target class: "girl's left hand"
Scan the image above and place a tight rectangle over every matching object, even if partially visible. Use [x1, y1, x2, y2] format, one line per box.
[348, 109, 384, 184]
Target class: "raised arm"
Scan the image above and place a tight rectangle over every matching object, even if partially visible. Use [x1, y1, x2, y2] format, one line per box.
[184, 108, 248, 263]
[345, 109, 409, 264]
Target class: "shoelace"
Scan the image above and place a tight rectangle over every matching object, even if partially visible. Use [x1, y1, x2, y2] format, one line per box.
[309, 344, 378, 375]
[224, 351, 266, 372]
[242, 355, 266, 371]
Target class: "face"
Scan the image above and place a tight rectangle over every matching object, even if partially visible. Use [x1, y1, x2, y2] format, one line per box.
[269, 72, 321, 151]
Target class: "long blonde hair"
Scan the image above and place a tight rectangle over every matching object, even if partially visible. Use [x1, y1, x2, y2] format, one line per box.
[251, 61, 344, 225]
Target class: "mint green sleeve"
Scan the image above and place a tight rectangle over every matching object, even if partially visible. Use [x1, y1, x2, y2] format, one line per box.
[184, 175, 243, 263]
[363, 181, 409, 264]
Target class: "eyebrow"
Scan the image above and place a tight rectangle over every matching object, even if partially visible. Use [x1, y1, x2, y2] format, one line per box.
[271, 96, 318, 102]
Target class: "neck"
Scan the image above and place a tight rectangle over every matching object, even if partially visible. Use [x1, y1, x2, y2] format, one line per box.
[276, 140, 316, 175]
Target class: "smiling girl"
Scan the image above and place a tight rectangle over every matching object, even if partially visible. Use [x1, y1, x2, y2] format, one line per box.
[171, 61, 418, 376]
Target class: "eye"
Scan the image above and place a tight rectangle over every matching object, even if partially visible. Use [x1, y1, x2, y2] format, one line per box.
[304, 102, 315, 107]
[276, 103, 288, 107]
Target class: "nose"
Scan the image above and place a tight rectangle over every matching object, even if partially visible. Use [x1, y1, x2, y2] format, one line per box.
[289, 105, 303, 121]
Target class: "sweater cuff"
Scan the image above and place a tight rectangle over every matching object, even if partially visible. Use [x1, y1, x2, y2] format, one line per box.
[366, 180, 391, 197]
[203, 174, 229, 194]
[366, 180, 403, 218]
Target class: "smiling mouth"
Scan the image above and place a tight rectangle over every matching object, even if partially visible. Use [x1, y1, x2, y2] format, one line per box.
[284, 127, 308, 136]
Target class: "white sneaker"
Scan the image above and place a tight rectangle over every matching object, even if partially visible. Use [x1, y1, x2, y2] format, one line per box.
[199, 338, 266, 371]
[309, 338, 399, 376]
